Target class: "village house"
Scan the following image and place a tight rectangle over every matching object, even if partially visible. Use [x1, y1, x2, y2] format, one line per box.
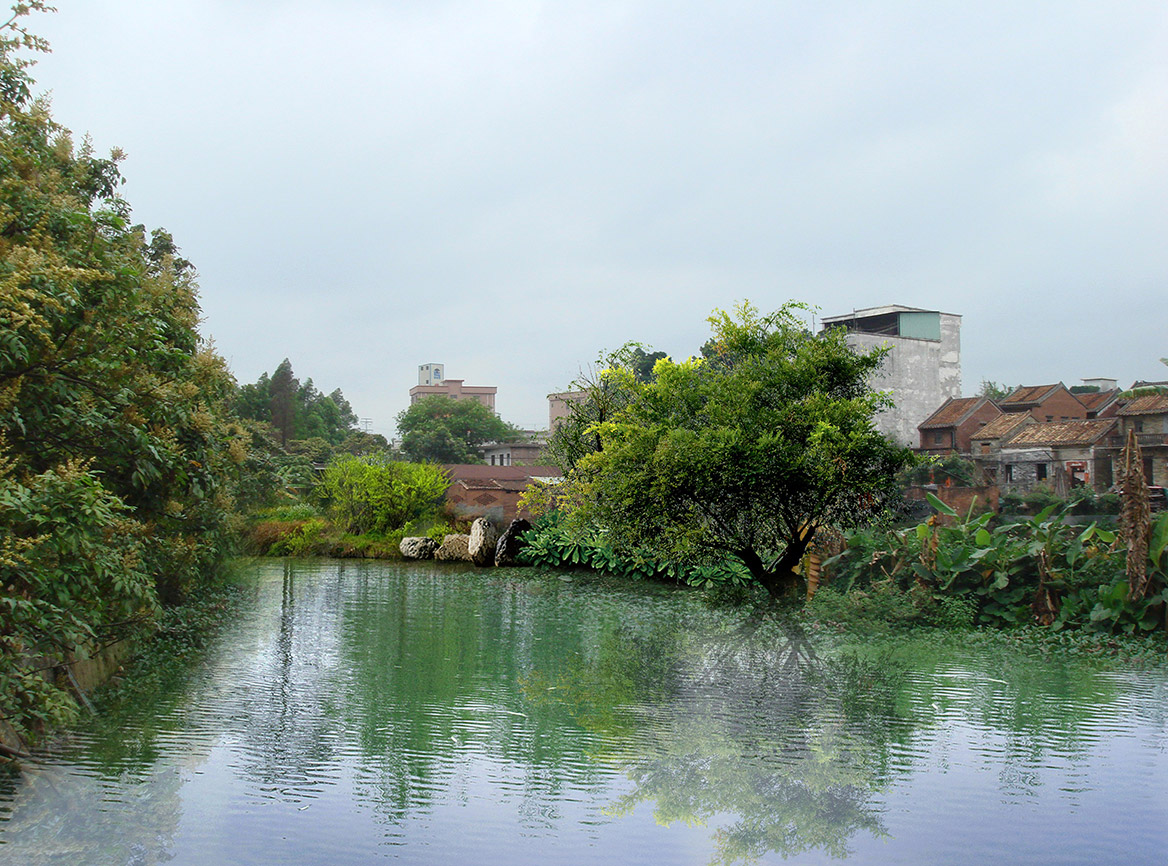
[441, 464, 563, 524]
[996, 418, 1117, 493]
[1075, 388, 1123, 419]
[998, 383, 1088, 423]
[1108, 393, 1168, 487]
[969, 413, 1033, 484]
[916, 395, 1001, 455]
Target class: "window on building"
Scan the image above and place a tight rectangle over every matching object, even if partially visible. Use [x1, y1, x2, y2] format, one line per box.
[1036, 463, 1048, 481]
[933, 431, 945, 445]
[1045, 415, 1053, 422]
[980, 443, 990, 454]
[1005, 465, 1014, 482]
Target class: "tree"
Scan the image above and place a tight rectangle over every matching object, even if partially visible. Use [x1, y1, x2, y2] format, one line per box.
[268, 358, 299, 447]
[397, 395, 520, 464]
[574, 302, 912, 598]
[235, 363, 359, 447]
[0, 4, 250, 741]
[545, 343, 653, 474]
[978, 380, 1015, 401]
[317, 453, 450, 535]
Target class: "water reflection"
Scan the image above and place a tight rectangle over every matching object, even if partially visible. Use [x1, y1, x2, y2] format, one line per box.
[524, 614, 910, 862]
[1, 561, 1166, 865]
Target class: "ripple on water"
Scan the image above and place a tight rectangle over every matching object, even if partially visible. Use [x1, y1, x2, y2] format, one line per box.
[4, 560, 1168, 866]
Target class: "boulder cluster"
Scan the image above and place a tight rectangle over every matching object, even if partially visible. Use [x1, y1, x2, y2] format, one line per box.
[400, 517, 532, 568]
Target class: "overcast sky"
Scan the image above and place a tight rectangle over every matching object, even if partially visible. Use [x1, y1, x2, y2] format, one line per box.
[27, 1, 1168, 433]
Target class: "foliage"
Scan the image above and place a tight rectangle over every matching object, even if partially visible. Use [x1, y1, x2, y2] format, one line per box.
[544, 342, 658, 475]
[823, 495, 1168, 635]
[0, 5, 247, 743]
[901, 453, 976, 487]
[234, 358, 359, 449]
[396, 395, 520, 464]
[571, 301, 912, 598]
[0, 453, 157, 740]
[978, 380, 1016, 400]
[316, 453, 450, 536]
[517, 518, 756, 590]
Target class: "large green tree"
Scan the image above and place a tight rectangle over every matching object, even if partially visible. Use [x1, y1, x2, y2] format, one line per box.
[574, 302, 912, 598]
[0, 5, 250, 742]
[397, 395, 520, 464]
[234, 359, 359, 448]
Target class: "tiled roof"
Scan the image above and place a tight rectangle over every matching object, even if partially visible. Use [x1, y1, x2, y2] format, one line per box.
[919, 397, 988, 430]
[1075, 389, 1120, 412]
[974, 413, 1031, 441]
[1001, 419, 1116, 448]
[1117, 394, 1168, 416]
[1001, 384, 1060, 409]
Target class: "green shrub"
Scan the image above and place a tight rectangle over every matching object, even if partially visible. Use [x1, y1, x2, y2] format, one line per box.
[317, 453, 450, 535]
[253, 502, 322, 522]
[270, 518, 329, 556]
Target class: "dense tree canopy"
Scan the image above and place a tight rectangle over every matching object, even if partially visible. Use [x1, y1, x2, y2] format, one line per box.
[0, 5, 252, 742]
[573, 302, 912, 597]
[397, 395, 520, 464]
[234, 358, 359, 448]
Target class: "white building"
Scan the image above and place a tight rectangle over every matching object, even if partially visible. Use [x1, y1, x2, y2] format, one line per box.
[820, 305, 962, 447]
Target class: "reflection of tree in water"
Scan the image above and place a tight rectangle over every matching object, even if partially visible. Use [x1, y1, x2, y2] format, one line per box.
[0, 757, 184, 866]
[525, 610, 911, 864]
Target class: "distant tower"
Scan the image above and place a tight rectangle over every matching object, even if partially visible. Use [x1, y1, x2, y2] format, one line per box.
[418, 363, 445, 386]
[820, 305, 962, 447]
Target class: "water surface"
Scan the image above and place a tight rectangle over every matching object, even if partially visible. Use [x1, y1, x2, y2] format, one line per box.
[2, 559, 1166, 864]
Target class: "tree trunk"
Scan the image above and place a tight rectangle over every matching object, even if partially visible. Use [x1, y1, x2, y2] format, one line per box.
[741, 531, 815, 599]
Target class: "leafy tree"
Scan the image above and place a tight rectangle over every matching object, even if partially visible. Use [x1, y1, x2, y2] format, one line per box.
[235, 361, 359, 447]
[574, 302, 912, 598]
[268, 358, 299, 447]
[628, 344, 667, 383]
[978, 380, 1017, 401]
[317, 453, 450, 535]
[0, 4, 250, 740]
[397, 395, 520, 464]
[545, 344, 650, 474]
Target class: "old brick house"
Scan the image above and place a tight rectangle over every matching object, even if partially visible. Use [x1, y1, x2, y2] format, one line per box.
[969, 413, 1033, 484]
[1108, 394, 1168, 487]
[441, 464, 562, 523]
[998, 383, 1088, 423]
[917, 396, 1001, 455]
[997, 419, 1117, 493]
[1075, 388, 1122, 419]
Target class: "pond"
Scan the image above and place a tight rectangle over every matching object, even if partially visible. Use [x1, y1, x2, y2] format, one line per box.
[2, 559, 1167, 864]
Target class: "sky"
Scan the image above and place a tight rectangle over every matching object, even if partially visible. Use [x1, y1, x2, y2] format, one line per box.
[24, 1, 1168, 434]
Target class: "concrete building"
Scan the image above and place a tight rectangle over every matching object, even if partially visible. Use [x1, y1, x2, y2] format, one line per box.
[482, 437, 549, 467]
[408, 364, 497, 411]
[548, 390, 587, 431]
[820, 305, 961, 447]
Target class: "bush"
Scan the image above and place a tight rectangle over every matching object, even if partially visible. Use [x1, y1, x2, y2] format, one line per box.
[317, 454, 450, 535]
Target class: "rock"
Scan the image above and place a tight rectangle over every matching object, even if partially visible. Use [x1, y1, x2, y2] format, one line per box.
[434, 534, 472, 562]
[494, 518, 532, 567]
[399, 536, 438, 560]
[468, 518, 499, 566]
